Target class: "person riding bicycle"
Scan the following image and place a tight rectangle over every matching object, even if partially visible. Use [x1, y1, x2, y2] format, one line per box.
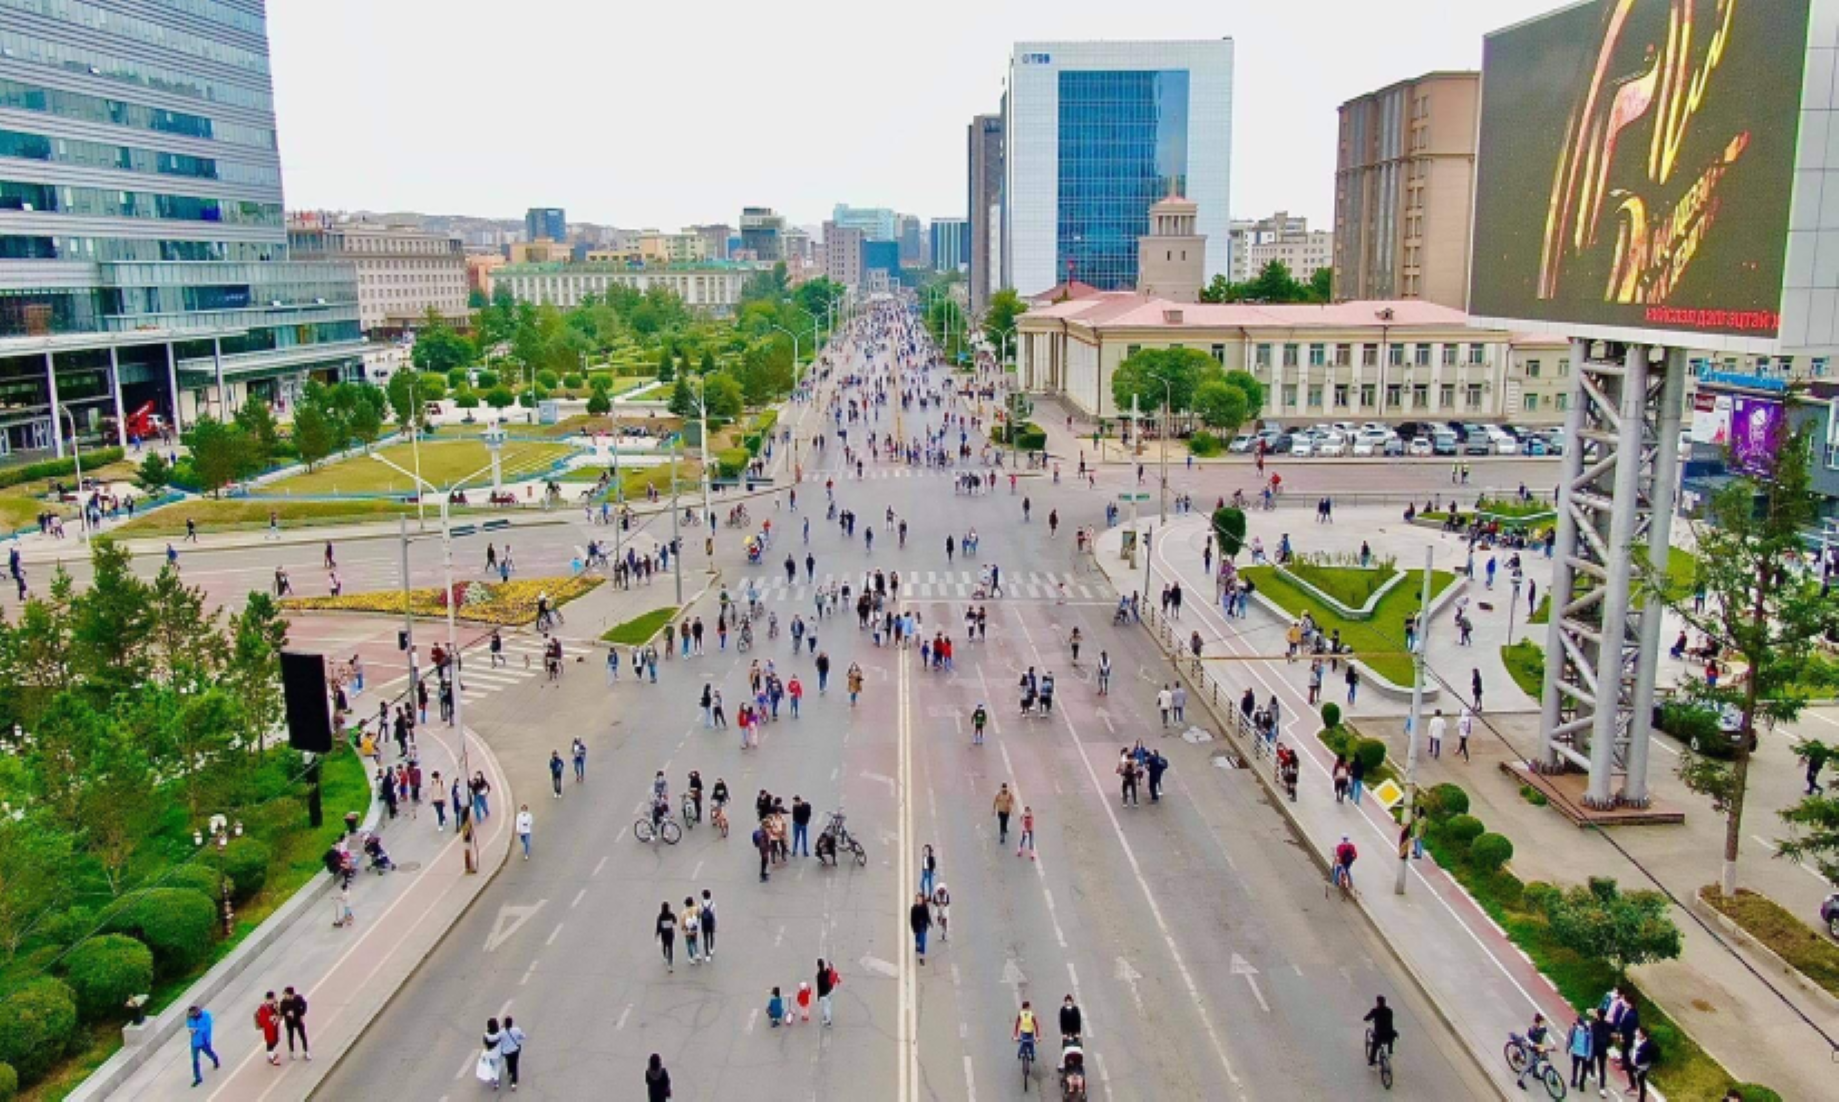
[1363, 995, 1397, 1067]
[1332, 835, 1358, 891]
[1014, 1001, 1040, 1065]
[686, 771, 704, 823]
[1514, 1013, 1554, 1090]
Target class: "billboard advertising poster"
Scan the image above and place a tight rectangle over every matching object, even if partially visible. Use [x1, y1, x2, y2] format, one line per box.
[1730, 396, 1785, 474]
[1471, 1, 1810, 340]
[1690, 392, 1731, 446]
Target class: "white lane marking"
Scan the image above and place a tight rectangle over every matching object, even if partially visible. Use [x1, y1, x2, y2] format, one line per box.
[519, 960, 537, 987]
[1751, 835, 1832, 882]
[1114, 956, 1145, 1019]
[963, 1055, 977, 1102]
[615, 1003, 632, 1031]
[593, 855, 608, 877]
[1231, 953, 1270, 1012]
[570, 888, 586, 909]
[691, 860, 704, 881]
[745, 1008, 760, 1034]
[483, 901, 547, 953]
[546, 922, 564, 947]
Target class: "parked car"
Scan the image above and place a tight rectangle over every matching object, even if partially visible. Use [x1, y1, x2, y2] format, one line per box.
[1316, 432, 1348, 457]
[1822, 892, 1839, 940]
[1228, 433, 1258, 453]
[1487, 427, 1520, 455]
[1352, 430, 1392, 457]
[1395, 421, 1435, 440]
[1542, 428, 1567, 455]
[1266, 433, 1294, 454]
[1289, 435, 1317, 458]
[1432, 429, 1460, 456]
[1652, 699, 1756, 758]
[1524, 436, 1549, 457]
[1408, 436, 1434, 457]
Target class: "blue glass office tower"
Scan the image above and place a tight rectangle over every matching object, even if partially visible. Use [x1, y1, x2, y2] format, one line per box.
[0, 0, 362, 456]
[1004, 41, 1233, 297]
[525, 207, 566, 243]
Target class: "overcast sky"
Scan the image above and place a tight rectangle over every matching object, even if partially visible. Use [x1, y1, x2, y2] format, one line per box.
[270, 0, 1561, 231]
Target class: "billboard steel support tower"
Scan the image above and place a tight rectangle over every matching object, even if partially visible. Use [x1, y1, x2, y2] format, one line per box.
[1536, 340, 1687, 808]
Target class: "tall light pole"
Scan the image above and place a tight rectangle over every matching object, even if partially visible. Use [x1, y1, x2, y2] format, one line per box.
[1395, 546, 1435, 897]
[55, 407, 87, 544]
[1158, 379, 1174, 526]
[370, 452, 495, 875]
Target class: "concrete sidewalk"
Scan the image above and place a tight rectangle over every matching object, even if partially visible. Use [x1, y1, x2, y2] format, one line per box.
[78, 719, 513, 1102]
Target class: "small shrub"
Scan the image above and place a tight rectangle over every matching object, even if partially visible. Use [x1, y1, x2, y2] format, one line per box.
[535, 369, 560, 389]
[1729, 1085, 1783, 1102]
[61, 934, 154, 1022]
[1443, 814, 1485, 847]
[588, 373, 612, 392]
[715, 447, 750, 480]
[35, 906, 96, 950]
[1470, 832, 1515, 873]
[1320, 702, 1342, 729]
[110, 888, 217, 977]
[0, 978, 78, 1084]
[1424, 783, 1469, 820]
[1187, 431, 1222, 457]
[1353, 737, 1388, 774]
[0, 1061, 17, 1101]
[217, 837, 271, 902]
[1518, 784, 1549, 807]
[163, 863, 223, 900]
[1522, 880, 1561, 915]
[562, 373, 584, 390]
[454, 390, 480, 410]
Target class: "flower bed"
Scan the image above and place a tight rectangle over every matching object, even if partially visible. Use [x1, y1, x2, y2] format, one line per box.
[281, 576, 601, 626]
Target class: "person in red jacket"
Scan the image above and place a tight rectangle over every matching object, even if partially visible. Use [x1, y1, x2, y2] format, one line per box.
[255, 992, 282, 1065]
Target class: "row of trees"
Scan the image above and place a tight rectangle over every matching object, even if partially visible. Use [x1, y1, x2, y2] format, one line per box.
[1200, 259, 1332, 305]
[148, 382, 391, 497]
[1111, 347, 1266, 435]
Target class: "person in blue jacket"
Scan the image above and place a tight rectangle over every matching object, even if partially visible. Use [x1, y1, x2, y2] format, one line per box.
[187, 1005, 221, 1086]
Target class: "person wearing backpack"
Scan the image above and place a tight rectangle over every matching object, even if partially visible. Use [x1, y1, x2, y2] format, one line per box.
[255, 993, 281, 1066]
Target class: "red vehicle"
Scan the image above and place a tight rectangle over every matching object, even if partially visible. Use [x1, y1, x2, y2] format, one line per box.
[104, 401, 167, 441]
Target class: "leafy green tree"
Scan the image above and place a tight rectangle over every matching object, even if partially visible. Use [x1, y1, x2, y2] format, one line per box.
[385, 372, 420, 428]
[468, 289, 488, 309]
[233, 399, 279, 471]
[983, 288, 1026, 352]
[668, 376, 697, 419]
[474, 369, 499, 390]
[485, 385, 516, 411]
[137, 451, 170, 489]
[415, 372, 447, 402]
[1309, 266, 1332, 302]
[1224, 369, 1266, 422]
[1780, 740, 1839, 880]
[185, 417, 248, 498]
[586, 390, 611, 415]
[1543, 877, 1682, 976]
[704, 374, 744, 418]
[224, 593, 288, 755]
[1643, 424, 1839, 896]
[292, 401, 337, 470]
[411, 323, 475, 376]
[657, 350, 676, 382]
[0, 813, 73, 957]
[1111, 348, 1207, 420]
[346, 396, 382, 451]
[1199, 274, 1233, 304]
[700, 350, 716, 375]
[1192, 378, 1248, 433]
[1211, 507, 1247, 561]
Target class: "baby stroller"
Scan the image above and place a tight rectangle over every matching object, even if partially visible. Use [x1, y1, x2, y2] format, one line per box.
[1058, 1036, 1088, 1101]
[362, 832, 394, 874]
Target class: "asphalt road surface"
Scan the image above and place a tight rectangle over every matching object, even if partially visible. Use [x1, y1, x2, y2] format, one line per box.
[311, 322, 1497, 1101]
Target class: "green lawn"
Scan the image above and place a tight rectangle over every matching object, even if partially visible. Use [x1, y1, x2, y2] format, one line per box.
[1501, 639, 1545, 698]
[1285, 563, 1398, 609]
[1700, 887, 1839, 999]
[1475, 496, 1557, 519]
[601, 606, 679, 646]
[265, 439, 574, 495]
[1242, 565, 1456, 684]
[111, 498, 461, 537]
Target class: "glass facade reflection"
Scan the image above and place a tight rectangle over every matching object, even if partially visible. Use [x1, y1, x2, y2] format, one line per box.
[1056, 70, 1189, 291]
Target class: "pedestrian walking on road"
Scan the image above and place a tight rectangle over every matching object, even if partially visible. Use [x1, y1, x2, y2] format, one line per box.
[1017, 806, 1036, 860]
[920, 844, 937, 897]
[498, 1016, 526, 1091]
[572, 738, 587, 783]
[516, 805, 533, 859]
[1349, 756, 1367, 805]
[655, 902, 677, 972]
[645, 1054, 672, 1101]
[753, 823, 772, 881]
[682, 897, 702, 964]
[993, 783, 1014, 844]
[910, 892, 933, 964]
[1345, 665, 1360, 705]
[475, 1019, 504, 1090]
[792, 797, 811, 857]
[699, 889, 717, 958]
[186, 1005, 221, 1087]
[256, 992, 282, 1065]
[1157, 684, 1172, 726]
[816, 959, 837, 1026]
[471, 772, 492, 820]
[1471, 667, 1484, 712]
[280, 987, 309, 1060]
[1457, 707, 1473, 762]
[1332, 755, 1351, 803]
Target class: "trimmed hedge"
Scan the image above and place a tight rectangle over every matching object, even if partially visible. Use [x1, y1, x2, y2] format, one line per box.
[163, 863, 222, 900]
[715, 447, 750, 480]
[61, 934, 154, 1022]
[109, 887, 217, 977]
[1424, 782, 1469, 819]
[0, 447, 126, 491]
[0, 1061, 16, 1101]
[217, 836, 271, 902]
[1470, 832, 1515, 873]
[1442, 814, 1485, 846]
[1320, 702, 1342, 729]
[0, 978, 79, 1084]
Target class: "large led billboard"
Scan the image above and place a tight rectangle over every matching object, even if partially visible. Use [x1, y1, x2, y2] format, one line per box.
[1471, 1, 1810, 340]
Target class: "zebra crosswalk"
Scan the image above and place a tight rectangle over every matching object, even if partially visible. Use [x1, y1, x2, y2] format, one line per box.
[802, 467, 966, 482]
[745, 570, 1108, 602]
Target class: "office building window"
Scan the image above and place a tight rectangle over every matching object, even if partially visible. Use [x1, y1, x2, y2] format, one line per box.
[1526, 360, 1541, 378]
[1333, 384, 1349, 408]
[1307, 385, 1323, 408]
[1524, 394, 1540, 411]
[1468, 343, 1486, 365]
[1210, 343, 1226, 364]
[1359, 383, 1376, 408]
[1056, 69, 1190, 290]
[1556, 393, 1569, 411]
[1558, 357, 1570, 375]
[1439, 383, 1455, 408]
[1389, 344, 1404, 367]
[1362, 343, 1377, 367]
[1441, 344, 1457, 367]
[1281, 384, 1297, 408]
[1126, 344, 1141, 358]
[1282, 343, 1298, 367]
[1385, 383, 1402, 408]
[1333, 344, 1349, 366]
[1412, 384, 1429, 409]
[1467, 384, 1483, 409]
[1308, 343, 1325, 367]
[1414, 344, 1431, 367]
[1254, 343, 1271, 368]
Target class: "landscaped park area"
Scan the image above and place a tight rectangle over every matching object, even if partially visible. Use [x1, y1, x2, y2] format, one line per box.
[264, 438, 575, 497]
[1239, 560, 1457, 684]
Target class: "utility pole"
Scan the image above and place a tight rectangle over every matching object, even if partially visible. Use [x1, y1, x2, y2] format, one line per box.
[699, 395, 714, 560]
[671, 437, 683, 605]
[610, 390, 623, 569]
[398, 516, 417, 709]
[1160, 391, 1170, 525]
[1395, 545, 1435, 896]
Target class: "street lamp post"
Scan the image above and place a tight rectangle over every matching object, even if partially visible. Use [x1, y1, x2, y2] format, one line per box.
[1395, 546, 1436, 897]
[55, 407, 87, 544]
[371, 452, 495, 874]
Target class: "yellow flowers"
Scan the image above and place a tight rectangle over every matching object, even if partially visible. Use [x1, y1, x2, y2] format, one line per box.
[281, 576, 602, 626]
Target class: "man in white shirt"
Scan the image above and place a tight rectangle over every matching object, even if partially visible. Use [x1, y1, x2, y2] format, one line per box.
[516, 805, 534, 860]
[1156, 686, 1173, 727]
[1428, 709, 1446, 759]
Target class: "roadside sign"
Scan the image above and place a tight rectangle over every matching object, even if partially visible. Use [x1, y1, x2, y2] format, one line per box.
[1117, 492, 1150, 501]
[1371, 779, 1405, 809]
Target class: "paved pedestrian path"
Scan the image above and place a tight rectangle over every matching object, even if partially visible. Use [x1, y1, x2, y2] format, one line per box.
[739, 569, 1101, 602]
[86, 720, 512, 1102]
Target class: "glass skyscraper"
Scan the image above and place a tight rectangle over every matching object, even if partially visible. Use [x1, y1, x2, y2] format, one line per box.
[0, 0, 362, 456]
[1004, 41, 1233, 297]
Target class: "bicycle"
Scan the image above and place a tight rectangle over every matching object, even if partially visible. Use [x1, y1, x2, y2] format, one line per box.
[1504, 1034, 1565, 1100]
[1366, 1029, 1394, 1091]
[1329, 863, 1355, 901]
[681, 793, 700, 830]
[1018, 1036, 1036, 1092]
[634, 814, 682, 845]
[711, 802, 729, 837]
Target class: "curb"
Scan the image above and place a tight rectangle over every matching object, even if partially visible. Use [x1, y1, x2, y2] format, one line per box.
[66, 755, 384, 1102]
[1690, 890, 1839, 1019]
[591, 569, 722, 651]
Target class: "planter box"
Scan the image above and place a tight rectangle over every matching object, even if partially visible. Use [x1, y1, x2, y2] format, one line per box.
[1273, 563, 1405, 621]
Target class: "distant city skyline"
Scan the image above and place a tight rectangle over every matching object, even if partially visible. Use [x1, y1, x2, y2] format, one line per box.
[270, 0, 1558, 231]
